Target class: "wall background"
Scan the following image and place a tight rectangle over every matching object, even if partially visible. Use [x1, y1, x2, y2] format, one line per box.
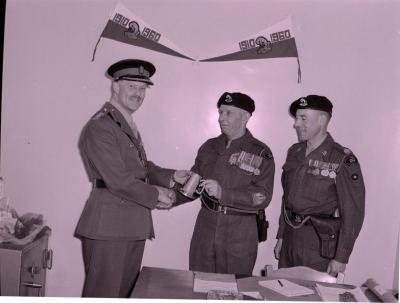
[2, 0, 399, 297]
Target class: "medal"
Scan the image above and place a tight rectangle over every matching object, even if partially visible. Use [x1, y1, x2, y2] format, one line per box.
[321, 169, 329, 177]
[312, 168, 320, 175]
[329, 171, 336, 178]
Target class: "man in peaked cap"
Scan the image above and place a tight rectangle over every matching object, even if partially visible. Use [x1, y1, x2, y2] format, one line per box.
[75, 59, 189, 298]
[274, 95, 365, 277]
[175, 91, 275, 275]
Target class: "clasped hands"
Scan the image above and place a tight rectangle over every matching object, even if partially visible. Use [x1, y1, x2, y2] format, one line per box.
[155, 170, 223, 209]
[155, 170, 191, 210]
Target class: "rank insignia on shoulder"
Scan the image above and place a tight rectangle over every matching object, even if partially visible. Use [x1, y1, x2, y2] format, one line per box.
[92, 112, 105, 120]
[229, 151, 263, 175]
[343, 148, 352, 155]
[345, 155, 358, 166]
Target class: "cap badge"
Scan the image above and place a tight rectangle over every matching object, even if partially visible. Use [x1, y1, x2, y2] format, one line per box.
[225, 94, 233, 103]
[139, 65, 144, 75]
[300, 98, 308, 107]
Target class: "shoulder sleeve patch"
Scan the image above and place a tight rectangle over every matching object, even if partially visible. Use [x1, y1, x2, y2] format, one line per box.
[264, 152, 273, 160]
[345, 155, 358, 166]
[259, 147, 273, 160]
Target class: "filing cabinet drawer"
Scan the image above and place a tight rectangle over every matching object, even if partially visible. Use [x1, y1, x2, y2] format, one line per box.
[0, 228, 52, 296]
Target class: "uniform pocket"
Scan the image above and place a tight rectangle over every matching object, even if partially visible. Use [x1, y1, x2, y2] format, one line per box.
[301, 173, 332, 203]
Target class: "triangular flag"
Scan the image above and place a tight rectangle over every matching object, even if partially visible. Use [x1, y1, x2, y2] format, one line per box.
[200, 17, 301, 82]
[92, 3, 195, 61]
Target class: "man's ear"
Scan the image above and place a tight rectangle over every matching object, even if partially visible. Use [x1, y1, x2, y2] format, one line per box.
[111, 81, 120, 95]
[242, 112, 251, 123]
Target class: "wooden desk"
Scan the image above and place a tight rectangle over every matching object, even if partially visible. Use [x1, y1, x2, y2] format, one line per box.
[131, 266, 374, 301]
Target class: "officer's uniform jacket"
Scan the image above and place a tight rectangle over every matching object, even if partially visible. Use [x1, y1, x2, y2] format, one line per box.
[75, 102, 174, 241]
[277, 133, 365, 263]
[192, 129, 275, 211]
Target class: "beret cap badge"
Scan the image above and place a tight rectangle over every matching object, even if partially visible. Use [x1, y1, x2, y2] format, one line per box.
[217, 92, 256, 115]
[289, 95, 333, 117]
[300, 98, 308, 107]
[225, 94, 233, 103]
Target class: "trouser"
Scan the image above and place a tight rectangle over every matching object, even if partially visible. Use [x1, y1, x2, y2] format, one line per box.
[189, 208, 258, 275]
[278, 223, 330, 272]
[81, 238, 145, 298]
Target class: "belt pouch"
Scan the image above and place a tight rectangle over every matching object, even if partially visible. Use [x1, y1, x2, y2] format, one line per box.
[256, 210, 269, 242]
[309, 216, 341, 259]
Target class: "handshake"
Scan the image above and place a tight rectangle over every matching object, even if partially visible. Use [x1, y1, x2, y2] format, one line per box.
[154, 170, 191, 210]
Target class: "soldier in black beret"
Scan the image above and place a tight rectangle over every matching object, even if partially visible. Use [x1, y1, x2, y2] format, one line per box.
[274, 94, 365, 278]
[175, 91, 275, 275]
[75, 59, 189, 297]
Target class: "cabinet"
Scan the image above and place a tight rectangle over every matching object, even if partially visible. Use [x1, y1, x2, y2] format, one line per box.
[0, 227, 52, 296]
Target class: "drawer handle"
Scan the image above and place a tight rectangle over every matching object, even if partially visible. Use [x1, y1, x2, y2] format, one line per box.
[22, 282, 43, 296]
[43, 249, 53, 270]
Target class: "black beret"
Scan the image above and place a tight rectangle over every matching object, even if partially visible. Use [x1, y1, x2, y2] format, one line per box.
[107, 59, 156, 85]
[217, 92, 255, 114]
[289, 95, 333, 117]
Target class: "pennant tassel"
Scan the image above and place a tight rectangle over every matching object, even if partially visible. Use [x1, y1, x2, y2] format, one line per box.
[91, 36, 102, 62]
[297, 57, 302, 83]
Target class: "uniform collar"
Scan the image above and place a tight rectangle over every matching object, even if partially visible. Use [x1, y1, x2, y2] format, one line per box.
[216, 129, 253, 153]
[306, 132, 335, 159]
[102, 102, 135, 137]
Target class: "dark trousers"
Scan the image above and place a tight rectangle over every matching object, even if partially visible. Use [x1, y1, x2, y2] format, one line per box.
[81, 238, 145, 298]
[189, 209, 258, 275]
[278, 223, 330, 272]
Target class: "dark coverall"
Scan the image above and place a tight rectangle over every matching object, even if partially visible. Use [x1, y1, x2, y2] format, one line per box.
[186, 129, 275, 275]
[75, 102, 175, 297]
[277, 133, 365, 271]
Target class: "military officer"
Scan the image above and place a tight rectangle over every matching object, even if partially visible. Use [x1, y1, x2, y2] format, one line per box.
[75, 59, 188, 298]
[274, 95, 365, 277]
[177, 92, 275, 275]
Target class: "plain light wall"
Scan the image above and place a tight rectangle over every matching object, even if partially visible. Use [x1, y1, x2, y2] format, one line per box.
[1, 0, 399, 297]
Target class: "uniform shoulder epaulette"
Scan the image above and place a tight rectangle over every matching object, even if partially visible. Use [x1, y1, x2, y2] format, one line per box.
[288, 142, 303, 154]
[91, 107, 109, 120]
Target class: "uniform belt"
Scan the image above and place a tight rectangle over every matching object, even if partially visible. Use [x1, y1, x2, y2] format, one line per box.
[288, 210, 334, 224]
[92, 179, 106, 188]
[201, 195, 256, 216]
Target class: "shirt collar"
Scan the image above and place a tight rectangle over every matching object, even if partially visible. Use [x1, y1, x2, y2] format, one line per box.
[109, 101, 134, 126]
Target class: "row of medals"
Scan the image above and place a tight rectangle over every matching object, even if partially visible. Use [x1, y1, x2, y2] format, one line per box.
[307, 159, 338, 179]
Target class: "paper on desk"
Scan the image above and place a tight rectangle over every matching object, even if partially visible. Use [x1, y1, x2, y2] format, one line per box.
[259, 279, 314, 297]
[193, 271, 238, 293]
[241, 291, 263, 299]
[315, 283, 369, 302]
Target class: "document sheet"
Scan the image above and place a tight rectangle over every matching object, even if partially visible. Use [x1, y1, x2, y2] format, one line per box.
[258, 279, 314, 297]
[193, 271, 238, 293]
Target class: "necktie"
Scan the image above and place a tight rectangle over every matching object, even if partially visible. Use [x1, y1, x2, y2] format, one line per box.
[129, 120, 138, 139]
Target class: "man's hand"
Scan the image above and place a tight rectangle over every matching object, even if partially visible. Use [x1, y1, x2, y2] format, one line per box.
[155, 186, 176, 209]
[274, 239, 283, 260]
[327, 259, 346, 276]
[200, 179, 222, 199]
[173, 170, 191, 185]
